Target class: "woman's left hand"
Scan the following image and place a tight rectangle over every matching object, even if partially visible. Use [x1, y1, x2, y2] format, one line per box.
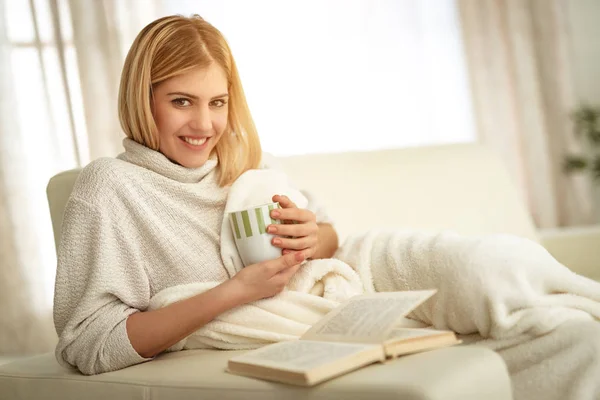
[267, 194, 319, 259]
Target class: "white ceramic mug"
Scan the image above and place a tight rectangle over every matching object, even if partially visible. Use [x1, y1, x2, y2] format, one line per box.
[228, 202, 283, 267]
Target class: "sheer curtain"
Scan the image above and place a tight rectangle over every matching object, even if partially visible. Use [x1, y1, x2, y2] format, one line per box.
[0, 0, 161, 354]
[0, 0, 79, 354]
[67, 0, 162, 160]
[458, 0, 596, 228]
[0, 0, 473, 354]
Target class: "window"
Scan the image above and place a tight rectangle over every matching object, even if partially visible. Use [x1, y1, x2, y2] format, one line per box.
[5, 0, 88, 167]
[163, 0, 476, 156]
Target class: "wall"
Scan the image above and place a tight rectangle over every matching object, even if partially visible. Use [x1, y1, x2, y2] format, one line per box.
[567, 0, 600, 105]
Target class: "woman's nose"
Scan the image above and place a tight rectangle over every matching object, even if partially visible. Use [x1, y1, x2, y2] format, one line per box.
[190, 105, 212, 132]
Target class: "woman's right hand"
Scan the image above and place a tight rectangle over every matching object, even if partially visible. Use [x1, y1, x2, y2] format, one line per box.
[231, 251, 306, 303]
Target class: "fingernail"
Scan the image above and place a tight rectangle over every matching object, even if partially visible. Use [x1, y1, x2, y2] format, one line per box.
[273, 238, 281, 245]
[267, 225, 277, 233]
[295, 252, 304, 261]
[271, 210, 280, 218]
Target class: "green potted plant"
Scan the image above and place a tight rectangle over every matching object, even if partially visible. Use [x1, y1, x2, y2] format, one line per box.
[563, 105, 600, 179]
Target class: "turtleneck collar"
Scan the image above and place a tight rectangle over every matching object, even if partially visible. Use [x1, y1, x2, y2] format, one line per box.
[117, 138, 219, 183]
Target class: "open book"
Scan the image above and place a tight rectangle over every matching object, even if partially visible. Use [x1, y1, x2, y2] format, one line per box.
[226, 290, 460, 386]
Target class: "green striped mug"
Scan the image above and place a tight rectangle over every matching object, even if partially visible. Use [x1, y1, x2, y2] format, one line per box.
[228, 202, 283, 267]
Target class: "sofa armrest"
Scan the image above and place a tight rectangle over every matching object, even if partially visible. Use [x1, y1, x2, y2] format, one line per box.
[540, 225, 600, 282]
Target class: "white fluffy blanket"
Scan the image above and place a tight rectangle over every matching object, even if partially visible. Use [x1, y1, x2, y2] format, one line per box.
[336, 229, 600, 345]
[149, 168, 600, 400]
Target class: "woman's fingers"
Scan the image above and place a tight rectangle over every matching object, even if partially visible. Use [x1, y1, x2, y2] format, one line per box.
[267, 222, 313, 237]
[272, 235, 316, 250]
[263, 251, 305, 276]
[276, 262, 302, 281]
[270, 207, 314, 223]
[272, 194, 296, 209]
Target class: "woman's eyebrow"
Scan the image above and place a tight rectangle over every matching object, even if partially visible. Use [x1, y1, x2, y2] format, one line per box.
[166, 92, 229, 101]
[211, 93, 229, 100]
[167, 91, 198, 99]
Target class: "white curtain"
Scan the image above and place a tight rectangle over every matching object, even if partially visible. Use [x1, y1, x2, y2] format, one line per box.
[68, 0, 162, 161]
[0, 0, 161, 354]
[0, 0, 71, 354]
[458, 0, 596, 228]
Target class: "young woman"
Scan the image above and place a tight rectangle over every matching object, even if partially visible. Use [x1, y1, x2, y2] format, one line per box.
[53, 15, 338, 375]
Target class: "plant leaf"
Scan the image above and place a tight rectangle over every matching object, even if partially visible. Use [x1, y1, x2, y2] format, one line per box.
[573, 106, 598, 124]
[572, 106, 600, 138]
[589, 129, 600, 144]
[563, 155, 588, 173]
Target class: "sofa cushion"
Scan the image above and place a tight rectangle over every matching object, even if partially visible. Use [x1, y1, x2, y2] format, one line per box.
[0, 346, 511, 400]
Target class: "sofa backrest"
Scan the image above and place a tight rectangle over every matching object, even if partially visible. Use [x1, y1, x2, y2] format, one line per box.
[46, 143, 538, 251]
[277, 143, 538, 243]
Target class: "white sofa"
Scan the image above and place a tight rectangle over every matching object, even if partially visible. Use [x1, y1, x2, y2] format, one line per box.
[3, 142, 595, 400]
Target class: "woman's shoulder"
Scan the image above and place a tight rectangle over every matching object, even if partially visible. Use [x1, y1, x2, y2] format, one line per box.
[70, 157, 135, 205]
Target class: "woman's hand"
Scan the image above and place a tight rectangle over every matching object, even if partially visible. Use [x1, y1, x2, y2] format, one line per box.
[231, 251, 306, 303]
[267, 194, 319, 259]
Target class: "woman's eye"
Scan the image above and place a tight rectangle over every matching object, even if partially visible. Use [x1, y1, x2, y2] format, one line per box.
[172, 98, 191, 107]
[211, 99, 228, 108]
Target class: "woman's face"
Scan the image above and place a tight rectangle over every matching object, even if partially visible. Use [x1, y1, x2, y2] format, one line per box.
[152, 64, 229, 168]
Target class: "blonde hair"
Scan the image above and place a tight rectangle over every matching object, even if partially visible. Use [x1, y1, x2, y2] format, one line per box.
[118, 15, 262, 186]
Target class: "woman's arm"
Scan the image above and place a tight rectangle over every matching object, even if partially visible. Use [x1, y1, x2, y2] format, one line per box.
[126, 279, 242, 358]
[126, 251, 306, 359]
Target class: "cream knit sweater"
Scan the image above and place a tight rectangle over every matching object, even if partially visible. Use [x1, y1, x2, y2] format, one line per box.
[53, 139, 330, 375]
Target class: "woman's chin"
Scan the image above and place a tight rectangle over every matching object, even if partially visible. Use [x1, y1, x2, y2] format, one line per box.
[178, 157, 209, 168]
[161, 144, 214, 168]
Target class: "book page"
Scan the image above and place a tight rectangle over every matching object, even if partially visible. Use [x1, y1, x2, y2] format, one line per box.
[384, 329, 459, 358]
[302, 290, 436, 343]
[228, 340, 378, 372]
[386, 328, 447, 340]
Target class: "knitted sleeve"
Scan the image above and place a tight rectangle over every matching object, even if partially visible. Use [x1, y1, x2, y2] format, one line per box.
[53, 195, 152, 375]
